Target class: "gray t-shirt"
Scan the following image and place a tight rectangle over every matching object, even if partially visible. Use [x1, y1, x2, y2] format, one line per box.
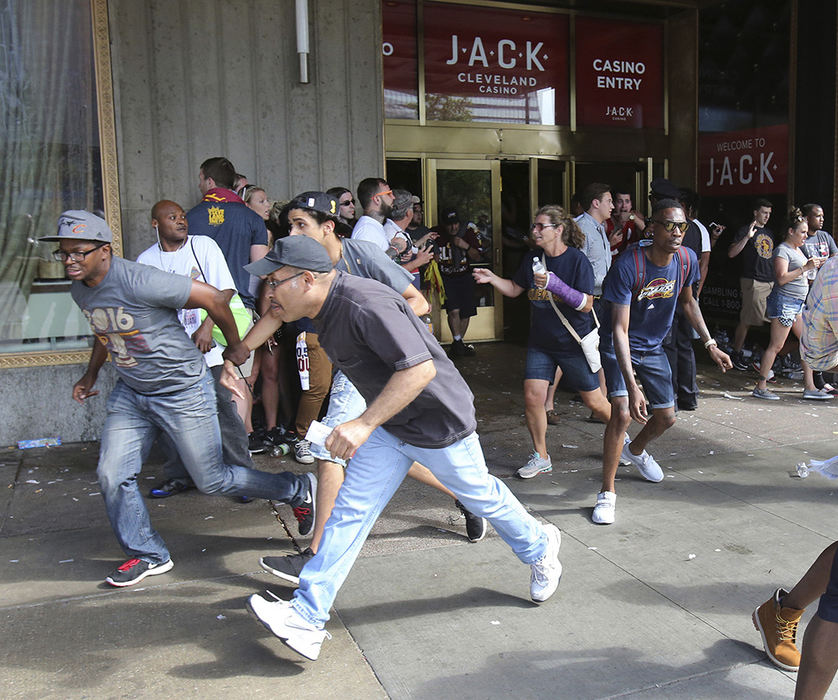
[71, 256, 206, 395]
[336, 238, 414, 290]
[313, 271, 476, 448]
[774, 242, 809, 300]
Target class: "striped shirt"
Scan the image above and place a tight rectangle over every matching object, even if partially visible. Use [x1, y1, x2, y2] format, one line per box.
[802, 256, 838, 371]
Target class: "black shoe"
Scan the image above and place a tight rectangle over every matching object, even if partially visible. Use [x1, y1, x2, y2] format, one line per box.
[248, 430, 271, 455]
[455, 499, 487, 542]
[260, 548, 315, 586]
[105, 558, 174, 587]
[292, 473, 317, 536]
[149, 477, 195, 499]
[677, 402, 697, 411]
[266, 426, 289, 446]
[449, 339, 476, 358]
[731, 351, 749, 372]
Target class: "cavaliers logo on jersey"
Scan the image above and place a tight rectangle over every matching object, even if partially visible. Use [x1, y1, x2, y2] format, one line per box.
[637, 277, 676, 301]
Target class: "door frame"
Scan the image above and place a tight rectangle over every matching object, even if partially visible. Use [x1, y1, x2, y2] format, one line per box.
[426, 158, 503, 342]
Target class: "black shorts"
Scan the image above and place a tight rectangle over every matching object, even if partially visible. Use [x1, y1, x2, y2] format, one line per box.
[442, 273, 477, 318]
[817, 544, 838, 623]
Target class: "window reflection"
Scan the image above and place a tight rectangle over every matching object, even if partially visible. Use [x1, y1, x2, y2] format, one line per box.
[0, 0, 102, 354]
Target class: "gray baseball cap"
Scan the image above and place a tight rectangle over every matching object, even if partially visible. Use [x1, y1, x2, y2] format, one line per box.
[244, 235, 334, 277]
[40, 210, 113, 243]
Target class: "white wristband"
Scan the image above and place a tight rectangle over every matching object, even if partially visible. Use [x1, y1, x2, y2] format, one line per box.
[704, 338, 717, 349]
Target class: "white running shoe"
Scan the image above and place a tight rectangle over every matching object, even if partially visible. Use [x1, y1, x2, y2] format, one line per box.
[619, 434, 633, 465]
[592, 491, 616, 524]
[517, 452, 552, 479]
[530, 524, 562, 602]
[247, 593, 331, 660]
[620, 441, 664, 482]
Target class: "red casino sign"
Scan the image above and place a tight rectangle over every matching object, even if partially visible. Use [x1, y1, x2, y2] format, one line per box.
[422, 2, 569, 124]
[699, 124, 789, 196]
[574, 17, 664, 129]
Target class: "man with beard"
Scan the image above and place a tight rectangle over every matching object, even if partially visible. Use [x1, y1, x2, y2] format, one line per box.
[351, 177, 396, 252]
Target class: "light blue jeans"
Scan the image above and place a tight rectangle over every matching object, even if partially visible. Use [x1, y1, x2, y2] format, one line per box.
[308, 370, 367, 467]
[292, 427, 547, 626]
[98, 374, 310, 563]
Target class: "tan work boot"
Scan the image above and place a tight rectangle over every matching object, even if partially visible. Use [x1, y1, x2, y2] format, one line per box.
[752, 587, 803, 671]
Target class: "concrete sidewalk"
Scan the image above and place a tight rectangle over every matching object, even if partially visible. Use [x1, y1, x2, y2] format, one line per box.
[2, 342, 838, 699]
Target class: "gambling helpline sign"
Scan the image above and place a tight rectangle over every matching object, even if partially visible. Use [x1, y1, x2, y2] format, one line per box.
[422, 2, 570, 123]
[699, 124, 788, 196]
[574, 17, 664, 128]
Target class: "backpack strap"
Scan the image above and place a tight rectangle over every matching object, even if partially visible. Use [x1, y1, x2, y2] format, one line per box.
[631, 246, 646, 299]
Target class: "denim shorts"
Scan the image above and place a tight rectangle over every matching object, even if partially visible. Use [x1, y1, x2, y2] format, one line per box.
[601, 344, 675, 409]
[766, 288, 804, 328]
[308, 370, 367, 468]
[817, 545, 838, 623]
[525, 345, 600, 393]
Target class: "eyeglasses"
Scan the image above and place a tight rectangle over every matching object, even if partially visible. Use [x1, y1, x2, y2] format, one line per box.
[652, 220, 690, 233]
[375, 189, 392, 198]
[265, 271, 305, 289]
[53, 242, 106, 262]
[530, 223, 557, 233]
[339, 198, 355, 207]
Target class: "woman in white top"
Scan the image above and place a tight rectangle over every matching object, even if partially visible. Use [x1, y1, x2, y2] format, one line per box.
[753, 208, 829, 401]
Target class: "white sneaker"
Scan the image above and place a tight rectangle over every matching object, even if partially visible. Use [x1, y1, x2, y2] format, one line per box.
[620, 441, 664, 482]
[294, 439, 315, 465]
[619, 434, 632, 465]
[247, 593, 331, 660]
[592, 491, 616, 524]
[530, 524, 562, 602]
[517, 452, 552, 479]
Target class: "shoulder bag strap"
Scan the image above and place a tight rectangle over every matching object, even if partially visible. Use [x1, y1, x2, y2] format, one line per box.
[541, 254, 597, 343]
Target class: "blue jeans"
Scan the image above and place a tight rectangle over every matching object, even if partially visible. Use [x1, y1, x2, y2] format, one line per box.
[291, 428, 547, 627]
[98, 374, 310, 563]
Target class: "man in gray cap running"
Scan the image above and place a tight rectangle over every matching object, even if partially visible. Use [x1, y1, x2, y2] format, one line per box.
[43, 210, 315, 587]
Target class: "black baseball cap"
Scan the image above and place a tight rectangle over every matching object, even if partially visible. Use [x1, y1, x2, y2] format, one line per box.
[244, 235, 334, 277]
[649, 178, 680, 199]
[287, 191, 341, 219]
[40, 210, 113, 243]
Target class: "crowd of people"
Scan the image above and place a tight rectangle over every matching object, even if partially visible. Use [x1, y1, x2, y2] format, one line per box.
[44, 157, 838, 695]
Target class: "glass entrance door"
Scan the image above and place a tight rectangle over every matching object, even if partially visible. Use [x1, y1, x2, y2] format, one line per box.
[427, 159, 502, 343]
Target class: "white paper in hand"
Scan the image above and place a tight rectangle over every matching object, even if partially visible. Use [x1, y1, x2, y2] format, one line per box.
[305, 420, 333, 448]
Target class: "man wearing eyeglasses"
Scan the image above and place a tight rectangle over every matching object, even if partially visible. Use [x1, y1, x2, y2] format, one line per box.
[592, 199, 732, 525]
[42, 210, 316, 588]
[236, 235, 562, 661]
[351, 177, 395, 251]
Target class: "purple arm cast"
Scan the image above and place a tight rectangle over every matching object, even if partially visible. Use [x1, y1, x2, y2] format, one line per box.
[544, 272, 586, 311]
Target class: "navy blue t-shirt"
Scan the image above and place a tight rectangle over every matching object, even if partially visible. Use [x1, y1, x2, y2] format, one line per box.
[600, 243, 700, 352]
[512, 247, 595, 352]
[186, 201, 268, 309]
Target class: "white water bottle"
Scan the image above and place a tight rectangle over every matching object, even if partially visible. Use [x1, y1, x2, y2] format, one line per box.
[532, 257, 546, 276]
[296, 332, 310, 390]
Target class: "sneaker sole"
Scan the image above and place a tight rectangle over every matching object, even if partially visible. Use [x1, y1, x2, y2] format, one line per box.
[295, 455, 315, 465]
[466, 520, 487, 543]
[751, 607, 800, 672]
[246, 597, 322, 661]
[297, 473, 318, 537]
[516, 466, 552, 479]
[105, 558, 174, 587]
[260, 557, 302, 586]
